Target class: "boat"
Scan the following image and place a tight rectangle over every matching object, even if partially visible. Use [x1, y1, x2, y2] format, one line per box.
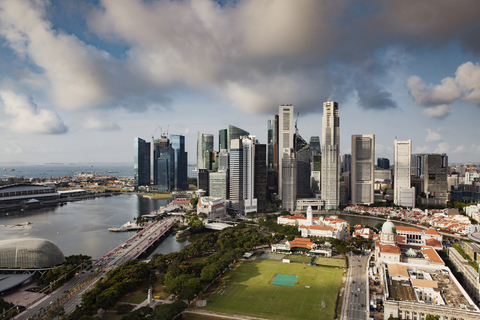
[3, 168, 15, 171]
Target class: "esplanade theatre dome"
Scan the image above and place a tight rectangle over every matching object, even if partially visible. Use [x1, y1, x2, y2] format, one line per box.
[0, 238, 65, 269]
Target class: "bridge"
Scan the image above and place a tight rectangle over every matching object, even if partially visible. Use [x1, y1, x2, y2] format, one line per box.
[96, 216, 177, 268]
[14, 216, 177, 320]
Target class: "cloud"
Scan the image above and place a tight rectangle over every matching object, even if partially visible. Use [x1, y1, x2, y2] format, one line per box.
[421, 105, 451, 118]
[434, 142, 449, 153]
[426, 129, 442, 142]
[408, 61, 480, 116]
[83, 117, 120, 131]
[452, 145, 465, 154]
[0, 90, 68, 134]
[415, 145, 429, 153]
[1, 0, 480, 116]
[407, 76, 461, 106]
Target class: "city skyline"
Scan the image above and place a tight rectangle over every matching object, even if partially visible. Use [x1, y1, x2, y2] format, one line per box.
[1, 1, 480, 165]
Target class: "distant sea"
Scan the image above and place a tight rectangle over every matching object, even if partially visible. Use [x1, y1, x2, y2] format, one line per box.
[0, 163, 198, 179]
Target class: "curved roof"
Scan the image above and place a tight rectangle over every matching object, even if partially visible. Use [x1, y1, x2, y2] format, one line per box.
[0, 238, 65, 269]
[382, 218, 396, 234]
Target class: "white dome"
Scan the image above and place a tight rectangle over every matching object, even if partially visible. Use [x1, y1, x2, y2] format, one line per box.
[382, 219, 396, 234]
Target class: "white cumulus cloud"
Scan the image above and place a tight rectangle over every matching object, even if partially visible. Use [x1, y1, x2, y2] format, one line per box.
[426, 129, 442, 142]
[434, 142, 450, 153]
[421, 105, 451, 118]
[0, 90, 68, 134]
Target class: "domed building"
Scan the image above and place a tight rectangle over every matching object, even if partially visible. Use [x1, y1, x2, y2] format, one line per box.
[380, 217, 397, 245]
[0, 238, 65, 269]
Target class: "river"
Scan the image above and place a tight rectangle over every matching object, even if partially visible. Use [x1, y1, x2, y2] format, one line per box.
[0, 194, 203, 260]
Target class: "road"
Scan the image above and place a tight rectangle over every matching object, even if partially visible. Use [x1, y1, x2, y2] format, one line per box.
[15, 216, 176, 320]
[343, 252, 369, 320]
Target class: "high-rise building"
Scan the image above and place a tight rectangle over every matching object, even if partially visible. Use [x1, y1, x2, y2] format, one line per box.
[282, 148, 297, 211]
[226, 125, 249, 152]
[309, 136, 321, 155]
[278, 105, 294, 199]
[267, 115, 279, 198]
[196, 132, 213, 170]
[254, 143, 267, 212]
[218, 149, 229, 172]
[170, 134, 188, 190]
[412, 153, 448, 178]
[157, 145, 175, 191]
[321, 101, 340, 210]
[342, 154, 351, 173]
[295, 133, 311, 199]
[219, 129, 227, 151]
[153, 136, 169, 186]
[228, 139, 244, 214]
[197, 169, 209, 194]
[242, 136, 258, 214]
[351, 134, 375, 205]
[134, 137, 151, 191]
[377, 157, 390, 170]
[423, 154, 448, 207]
[394, 139, 414, 207]
[209, 171, 227, 200]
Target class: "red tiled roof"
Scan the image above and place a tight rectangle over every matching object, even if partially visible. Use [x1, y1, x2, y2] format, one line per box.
[425, 228, 440, 235]
[396, 226, 422, 233]
[421, 247, 444, 264]
[396, 235, 407, 244]
[288, 238, 315, 249]
[380, 244, 401, 254]
[425, 238, 442, 248]
[299, 225, 333, 231]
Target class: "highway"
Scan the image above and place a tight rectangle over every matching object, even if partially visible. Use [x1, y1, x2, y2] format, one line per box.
[343, 252, 369, 320]
[16, 216, 176, 320]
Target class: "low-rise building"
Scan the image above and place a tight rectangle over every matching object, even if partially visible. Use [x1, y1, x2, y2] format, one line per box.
[197, 196, 226, 220]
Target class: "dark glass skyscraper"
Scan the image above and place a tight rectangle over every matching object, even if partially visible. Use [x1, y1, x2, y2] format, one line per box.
[219, 129, 227, 151]
[170, 134, 188, 190]
[134, 137, 150, 191]
[157, 146, 175, 191]
[267, 116, 279, 199]
[226, 124, 249, 152]
[309, 136, 321, 155]
[377, 157, 390, 170]
[153, 136, 170, 185]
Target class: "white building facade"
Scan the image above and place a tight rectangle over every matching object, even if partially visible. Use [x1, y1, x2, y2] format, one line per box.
[351, 134, 375, 205]
[394, 138, 414, 207]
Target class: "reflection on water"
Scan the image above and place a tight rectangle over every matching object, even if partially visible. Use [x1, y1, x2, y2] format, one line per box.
[0, 194, 188, 258]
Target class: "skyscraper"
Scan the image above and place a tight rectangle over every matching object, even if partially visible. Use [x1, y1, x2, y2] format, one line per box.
[226, 124, 249, 152]
[351, 134, 375, 205]
[393, 139, 414, 207]
[278, 105, 294, 200]
[219, 129, 227, 151]
[341, 154, 352, 173]
[228, 138, 244, 214]
[423, 154, 448, 207]
[267, 115, 279, 198]
[170, 134, 188, 190]
[282, 148, 297, 211]
[197, 132, 213, 170]
[153, 136, 170, 186]
[309, 136, 321, 155]
[134, 137, 150, 191]
[242, 136, 257, 214]
[377, 157, 390, 170]
[295, 133, 311, 199]
[321, 101, 340, 210]
[157, 145, 175, 191]
[254, 143, 267, 212]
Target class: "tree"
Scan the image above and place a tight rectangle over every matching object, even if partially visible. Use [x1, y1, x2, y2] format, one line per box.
[188, 215, 204, 232]
[190, 198, 199, 207]
[426, 315, 439, 320]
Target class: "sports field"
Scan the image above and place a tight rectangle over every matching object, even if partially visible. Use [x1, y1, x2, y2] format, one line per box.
[202, 260, 343, 320]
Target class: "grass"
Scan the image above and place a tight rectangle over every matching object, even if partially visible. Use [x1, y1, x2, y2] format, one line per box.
[315, 257, 345, 267]
[285, 254, 312, 264]
[200, 260, 343, 320]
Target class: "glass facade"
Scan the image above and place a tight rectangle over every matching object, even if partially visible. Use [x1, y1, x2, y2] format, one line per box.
[134, 137, 150, 191]
[219, 129, 227, 151]
[170, 134, 188, 190]
[227, 124, 249, 152]
[157, 146, 175, 191]
[0, 239, 65, 269]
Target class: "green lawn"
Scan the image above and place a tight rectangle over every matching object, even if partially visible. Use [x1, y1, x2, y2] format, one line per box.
[285, 254, 312, 264]
[315, 257, 345, 267]
[201, 260, 343, 320]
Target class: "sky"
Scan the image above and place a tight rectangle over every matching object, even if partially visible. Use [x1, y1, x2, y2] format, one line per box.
[1, 0, 480, 166]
